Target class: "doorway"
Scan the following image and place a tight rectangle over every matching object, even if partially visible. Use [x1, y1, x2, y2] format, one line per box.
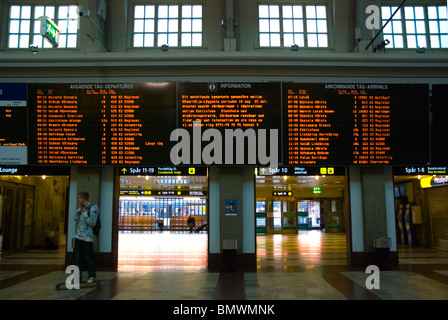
[255, 173, 348, 268]
[0, 174, 69, 265]
[117, 174, 209, 271]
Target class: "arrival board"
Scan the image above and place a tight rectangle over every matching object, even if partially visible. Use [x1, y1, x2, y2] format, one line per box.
[283, 83, 429, 166]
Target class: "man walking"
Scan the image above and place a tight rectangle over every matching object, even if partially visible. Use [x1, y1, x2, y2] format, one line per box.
[74, 191, 99, 283]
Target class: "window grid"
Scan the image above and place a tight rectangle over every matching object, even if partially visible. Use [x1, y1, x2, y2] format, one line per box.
[8, 5, 31, 49]
[8, 4, 78, 49]
[404, 6, 427, 48]
[282, 5, 304, 47]
[305, 5, 328, 48]
[427, 6, 448, 49]
[258, 4, 329, 48]
[381, 6, 404, 48]
[133, 4, 203, 48]
[381, 5, 448, 49]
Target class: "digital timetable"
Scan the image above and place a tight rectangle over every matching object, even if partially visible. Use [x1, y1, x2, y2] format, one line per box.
[283, 83, 430, 166]
[0, 83, 28, 164]
[0, 82, 434, 166]
[27, 83, 177, 165]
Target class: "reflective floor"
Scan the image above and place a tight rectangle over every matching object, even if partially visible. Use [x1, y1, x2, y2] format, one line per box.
[257, 231, 347, 268]
[0, 230, 447, 300]
[118, 231, 208, 271]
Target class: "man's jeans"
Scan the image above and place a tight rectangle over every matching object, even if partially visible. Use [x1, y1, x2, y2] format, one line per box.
[74, 238, 96, 280]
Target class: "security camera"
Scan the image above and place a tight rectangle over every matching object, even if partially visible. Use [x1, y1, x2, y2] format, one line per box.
[77, 5, 90, 17]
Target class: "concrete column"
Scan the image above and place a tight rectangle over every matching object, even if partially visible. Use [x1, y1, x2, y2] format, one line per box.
[348, 166, 398, 268]
[208, 166, 256, 271]
[223, 0, 237, 51]
[355, 0, 381, 53]
[78, 0, 107, 53]
[66, 166, 116, 270]
[106, 0, 128, 52]
[333, 0, 356, 52]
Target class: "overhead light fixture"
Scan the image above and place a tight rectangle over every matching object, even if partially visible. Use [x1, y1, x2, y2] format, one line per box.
[290, 44, 299, 52]
[374, 39, 390, 53]
[416, 47, 426, 53]
[29, 44, 38, 54]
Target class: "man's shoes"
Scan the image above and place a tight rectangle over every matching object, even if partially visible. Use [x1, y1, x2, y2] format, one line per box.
[87, 277, 96, 283]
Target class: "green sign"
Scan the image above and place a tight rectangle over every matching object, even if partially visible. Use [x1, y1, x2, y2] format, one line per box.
[39, 16, 60, 47]
[313, 187, 322, 194]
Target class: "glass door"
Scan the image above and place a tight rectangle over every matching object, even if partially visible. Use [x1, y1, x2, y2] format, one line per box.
[273, 201, 282, 229]
[308, 201, 321, 229]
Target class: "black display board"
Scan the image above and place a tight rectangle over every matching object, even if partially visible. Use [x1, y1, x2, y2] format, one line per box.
[431, 84, 448, 164]
[283, 83, 430, 166]
[177, 82, 282, 165]
[27, 83, 177, 165]
[22, 82, 432, 166]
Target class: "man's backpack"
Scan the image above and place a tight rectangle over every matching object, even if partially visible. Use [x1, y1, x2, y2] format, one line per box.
[93, 216, 101, 237]
[86, 204, 101, 237]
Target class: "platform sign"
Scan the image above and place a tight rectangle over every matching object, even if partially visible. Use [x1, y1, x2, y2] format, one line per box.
[120, 190, 208, 196]
[392, 166, 447, 175]
[0, 83, 28, 164]
[257, 166, 345, 176]
[272, 191, 293, 196]
[119, 166, 207, 176]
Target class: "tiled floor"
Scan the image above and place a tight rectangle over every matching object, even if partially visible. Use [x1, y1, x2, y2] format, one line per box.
[0, 230, 447, 300]
[118, 232, 208, 271]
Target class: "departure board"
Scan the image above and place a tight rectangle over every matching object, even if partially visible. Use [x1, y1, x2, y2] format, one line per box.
[28, 83, 176, 165]
[178, 83, 281, 164]
[0, 83, 27, 164]
[283, 83, 429, 166]
[431, 84, 448, 164]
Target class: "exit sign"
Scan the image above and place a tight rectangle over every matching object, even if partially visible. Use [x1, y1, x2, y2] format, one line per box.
[39, 16, 60, 47]
[313, 187, 322, 194]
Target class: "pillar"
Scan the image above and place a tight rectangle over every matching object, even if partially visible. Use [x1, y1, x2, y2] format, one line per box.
[66, 166, 116, 270]
[208, 167, 256, 271]
[106, 0, 128, 52]
[348, 166, 398, 268]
